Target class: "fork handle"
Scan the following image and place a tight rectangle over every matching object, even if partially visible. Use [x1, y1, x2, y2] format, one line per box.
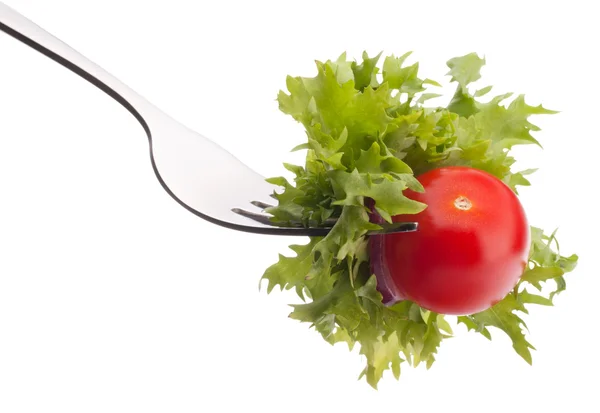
[0, 2, 153, 130]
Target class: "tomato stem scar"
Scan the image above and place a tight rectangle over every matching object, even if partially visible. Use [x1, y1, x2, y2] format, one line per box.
[454, 195, 472, 211]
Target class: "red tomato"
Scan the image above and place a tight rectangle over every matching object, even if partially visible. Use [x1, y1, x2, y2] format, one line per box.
[370, 166, 530, 315]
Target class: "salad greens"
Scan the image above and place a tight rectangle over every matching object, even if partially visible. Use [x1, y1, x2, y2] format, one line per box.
[260, 52, 578, 388]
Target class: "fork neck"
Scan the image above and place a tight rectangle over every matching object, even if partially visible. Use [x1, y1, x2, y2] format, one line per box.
[0, 2, 154, 136]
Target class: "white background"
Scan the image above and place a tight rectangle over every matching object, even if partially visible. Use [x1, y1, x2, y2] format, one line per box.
[0, 1, 597, 412]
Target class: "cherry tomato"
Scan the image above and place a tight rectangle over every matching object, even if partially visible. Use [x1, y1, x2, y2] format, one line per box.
[370, 166, 530, 315]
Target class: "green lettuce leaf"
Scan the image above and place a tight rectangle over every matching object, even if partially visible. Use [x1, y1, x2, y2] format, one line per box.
[261, 52, 578, 388]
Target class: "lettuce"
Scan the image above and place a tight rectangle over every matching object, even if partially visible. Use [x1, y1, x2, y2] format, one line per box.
[261, 52, 578, 388]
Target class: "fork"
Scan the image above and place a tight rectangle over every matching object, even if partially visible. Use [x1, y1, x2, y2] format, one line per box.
[0, 3, 417, 237]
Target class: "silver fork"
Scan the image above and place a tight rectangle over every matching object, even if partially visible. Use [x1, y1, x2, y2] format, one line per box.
[0, 3, 417, 237]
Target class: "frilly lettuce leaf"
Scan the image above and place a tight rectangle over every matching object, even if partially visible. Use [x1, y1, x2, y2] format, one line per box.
[261, 52, 578, 388]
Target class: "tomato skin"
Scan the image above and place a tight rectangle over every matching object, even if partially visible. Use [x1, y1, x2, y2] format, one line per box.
[370, 166, 530, 315]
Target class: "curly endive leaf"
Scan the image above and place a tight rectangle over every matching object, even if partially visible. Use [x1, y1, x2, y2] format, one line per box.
[263, 51, 577, 388]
